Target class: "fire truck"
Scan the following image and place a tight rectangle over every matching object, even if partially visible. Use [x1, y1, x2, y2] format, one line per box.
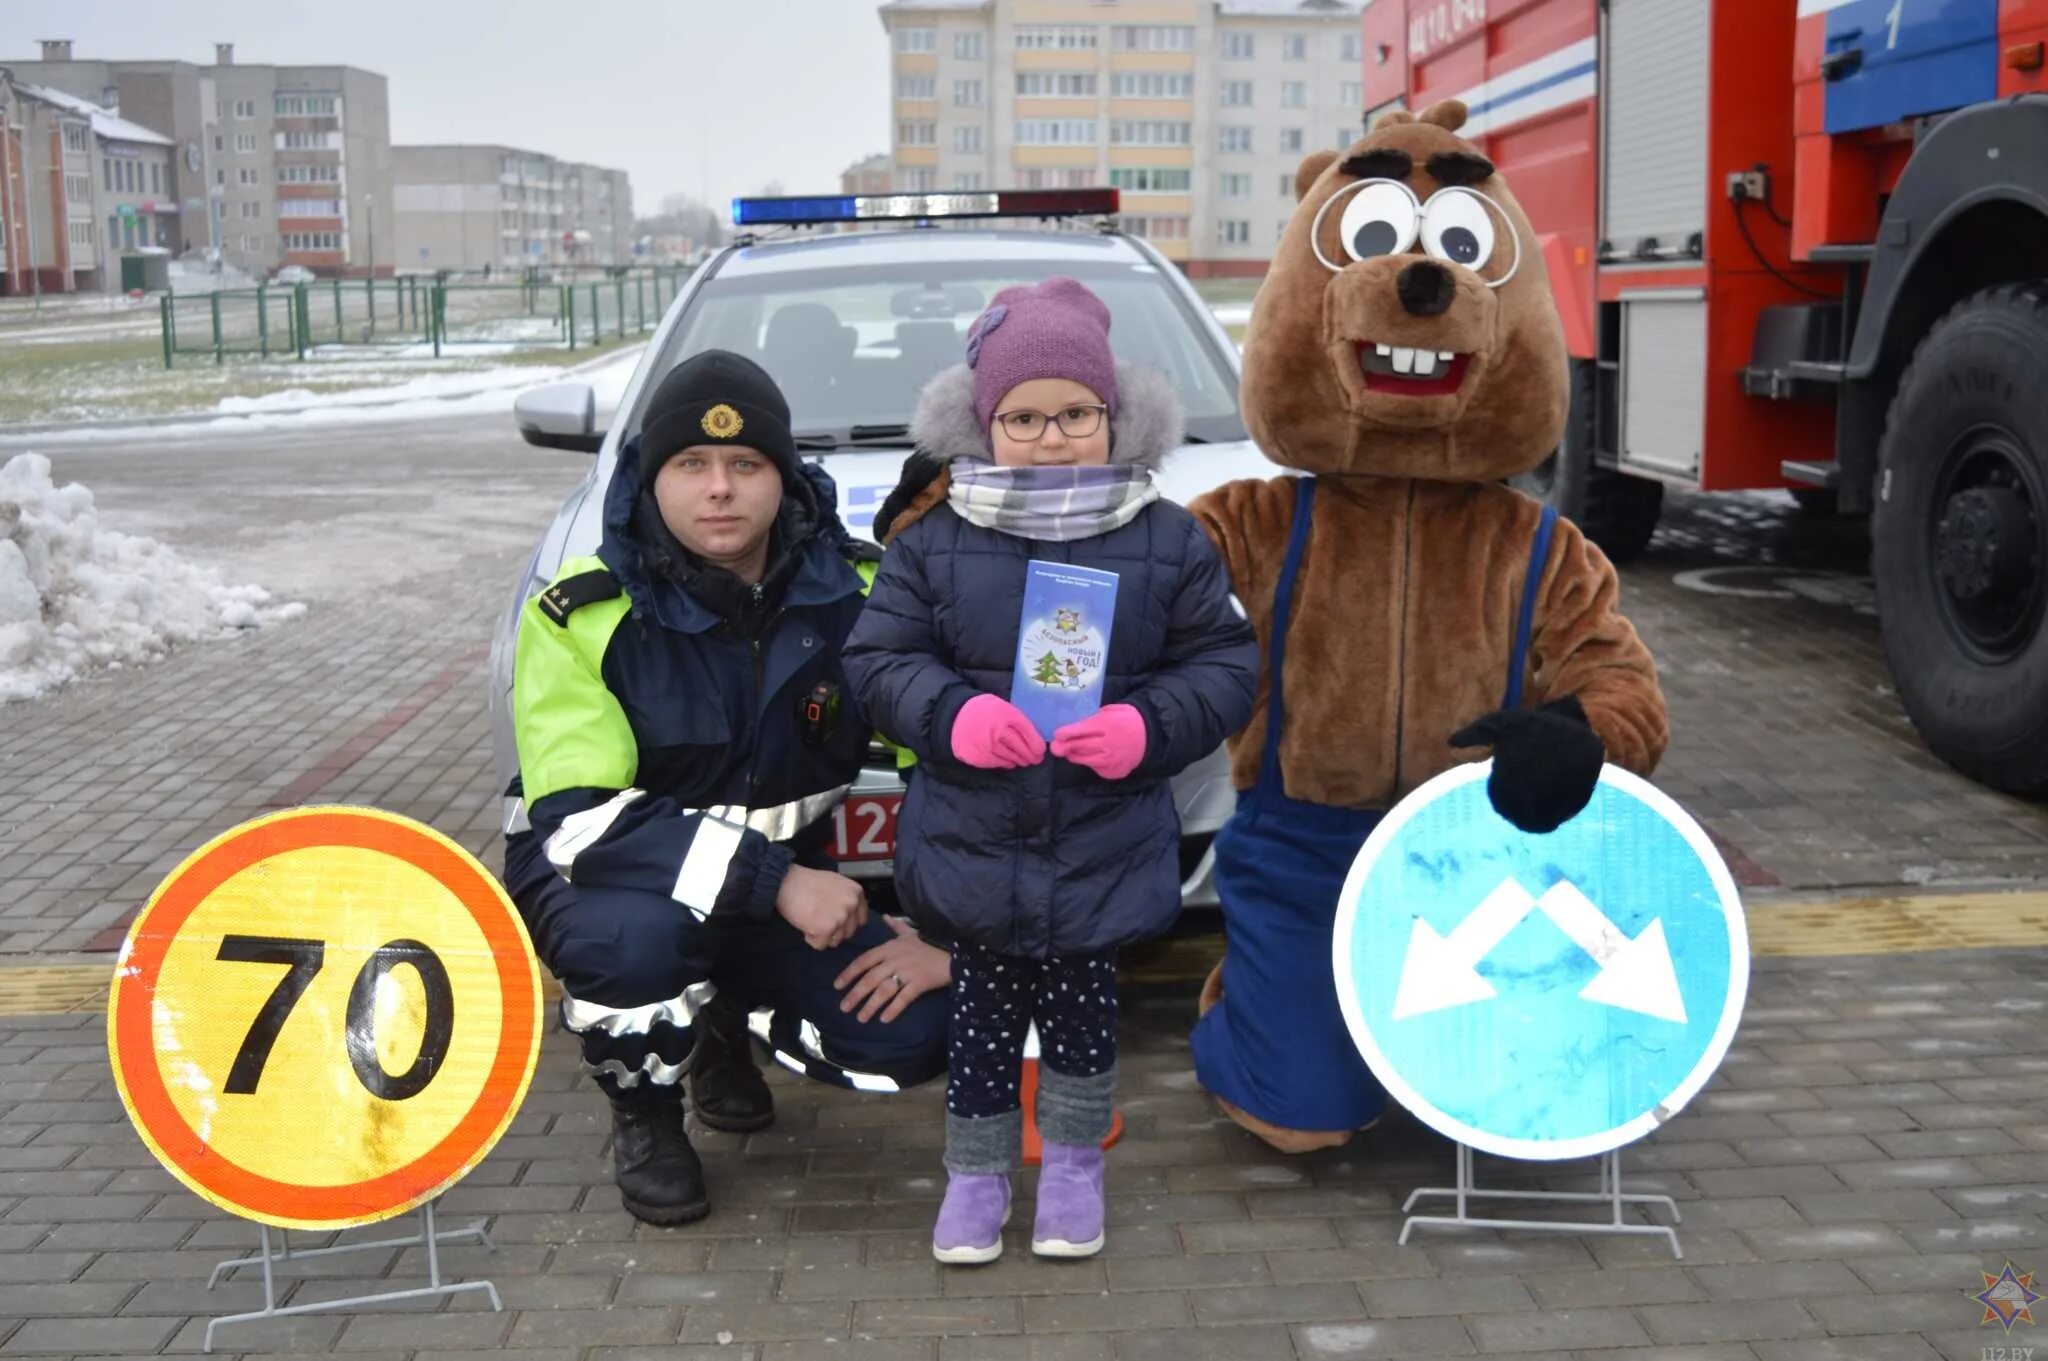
[1361, 0, 2048, 797]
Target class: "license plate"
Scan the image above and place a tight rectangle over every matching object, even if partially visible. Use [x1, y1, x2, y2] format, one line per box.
[830, 794, 901, 862]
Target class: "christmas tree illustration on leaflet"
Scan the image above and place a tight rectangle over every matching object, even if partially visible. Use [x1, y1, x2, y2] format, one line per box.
[1032, 652, 1063, 687]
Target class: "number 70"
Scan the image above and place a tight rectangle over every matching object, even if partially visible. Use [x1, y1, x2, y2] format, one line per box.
[216, 935, 455, 1101]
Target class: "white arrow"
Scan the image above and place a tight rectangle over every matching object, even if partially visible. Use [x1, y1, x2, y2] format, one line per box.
[1390, 879, 1536, 1021]
[1534, 881, 1689, 1024]
[1389, 878, 1688, 1025]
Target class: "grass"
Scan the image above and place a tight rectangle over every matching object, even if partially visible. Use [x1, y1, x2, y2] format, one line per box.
[0, 332, 641, 428]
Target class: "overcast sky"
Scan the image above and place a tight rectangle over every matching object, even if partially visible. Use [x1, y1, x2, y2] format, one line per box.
[4, 0, 893, 216]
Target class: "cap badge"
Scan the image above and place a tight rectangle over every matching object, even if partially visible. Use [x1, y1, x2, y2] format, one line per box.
[701, 403, 744, 439]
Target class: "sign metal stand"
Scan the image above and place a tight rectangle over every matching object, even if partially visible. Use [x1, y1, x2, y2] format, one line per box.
[204, 1198, 499, 1353]
[1398, 1142, 1683, 1259]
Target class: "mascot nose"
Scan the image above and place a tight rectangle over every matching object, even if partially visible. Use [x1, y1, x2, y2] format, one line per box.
[1396, 260, 1457, 318]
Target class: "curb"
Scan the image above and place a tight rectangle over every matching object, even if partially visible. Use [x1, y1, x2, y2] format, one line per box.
[0, 343, 643, 441]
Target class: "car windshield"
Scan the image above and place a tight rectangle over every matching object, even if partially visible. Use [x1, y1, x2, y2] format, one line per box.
[645, 256, 1246, 445]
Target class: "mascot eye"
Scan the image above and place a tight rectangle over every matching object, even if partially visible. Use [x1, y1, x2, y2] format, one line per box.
[1420, 189, 1497, 271]
[1336, 182, 1419, 262]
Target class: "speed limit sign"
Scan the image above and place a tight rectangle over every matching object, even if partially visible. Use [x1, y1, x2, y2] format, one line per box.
[107, 807, 543, 1230]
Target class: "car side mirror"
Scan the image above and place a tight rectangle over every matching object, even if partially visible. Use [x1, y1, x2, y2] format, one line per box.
[514, 383, 603, 453]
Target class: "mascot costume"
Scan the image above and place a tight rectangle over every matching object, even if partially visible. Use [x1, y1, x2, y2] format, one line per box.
[1186, 101, 1671, 1153]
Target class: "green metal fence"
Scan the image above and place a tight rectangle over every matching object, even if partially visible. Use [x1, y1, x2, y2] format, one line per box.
[159, 267, 689, 367]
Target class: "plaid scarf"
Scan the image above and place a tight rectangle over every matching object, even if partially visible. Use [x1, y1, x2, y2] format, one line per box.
[946, 460, 1160, 542]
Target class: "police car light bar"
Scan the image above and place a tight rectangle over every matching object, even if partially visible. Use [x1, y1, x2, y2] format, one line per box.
[731, 188, 1120, 227]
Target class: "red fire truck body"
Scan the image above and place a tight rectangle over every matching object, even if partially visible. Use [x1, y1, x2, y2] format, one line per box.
[1360, 0, 2048, 796]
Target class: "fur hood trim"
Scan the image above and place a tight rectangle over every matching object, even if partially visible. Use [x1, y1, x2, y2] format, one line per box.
[908, 360, 1184, 469]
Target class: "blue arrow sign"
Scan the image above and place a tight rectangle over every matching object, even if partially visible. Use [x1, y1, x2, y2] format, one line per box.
[1332, 761, 1748, 1161]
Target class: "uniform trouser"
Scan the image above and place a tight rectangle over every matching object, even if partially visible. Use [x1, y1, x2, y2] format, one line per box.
[503, 831, 949, 1106]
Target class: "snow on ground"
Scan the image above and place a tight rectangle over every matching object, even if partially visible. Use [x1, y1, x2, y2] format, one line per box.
[8, 344, 647, 445]
[0, 453, 306, 703]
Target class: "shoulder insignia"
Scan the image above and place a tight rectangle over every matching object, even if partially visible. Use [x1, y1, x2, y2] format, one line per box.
[537, 568, 621, 626]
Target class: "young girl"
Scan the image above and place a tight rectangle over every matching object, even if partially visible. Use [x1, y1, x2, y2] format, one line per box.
[844, 277, 1259, 1264]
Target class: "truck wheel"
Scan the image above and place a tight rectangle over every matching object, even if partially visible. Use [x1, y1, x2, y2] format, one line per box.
[1512, 359, 1665, 563]
[1873, 282, 2048, 796]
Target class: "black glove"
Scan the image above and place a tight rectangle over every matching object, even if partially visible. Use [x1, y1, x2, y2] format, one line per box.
[1448, 695, 1605, 834]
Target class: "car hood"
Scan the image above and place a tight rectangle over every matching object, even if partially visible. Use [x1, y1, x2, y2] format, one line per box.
[813, 439, 1277, 543]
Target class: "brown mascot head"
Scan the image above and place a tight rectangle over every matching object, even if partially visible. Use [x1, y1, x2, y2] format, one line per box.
[1240, 100, 1567, 482]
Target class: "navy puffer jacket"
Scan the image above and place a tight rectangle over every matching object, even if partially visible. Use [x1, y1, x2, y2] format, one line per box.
[843, 362, 1258, 959]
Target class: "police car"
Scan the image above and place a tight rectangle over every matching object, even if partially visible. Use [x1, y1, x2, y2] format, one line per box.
[491, 188, 1269, 907]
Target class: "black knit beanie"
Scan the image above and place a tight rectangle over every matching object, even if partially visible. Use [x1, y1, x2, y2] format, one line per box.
[639, 349, 799, 492]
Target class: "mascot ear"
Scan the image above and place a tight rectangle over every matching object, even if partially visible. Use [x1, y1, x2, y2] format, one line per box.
[1418, 99, 1469, 132]
[1371, 108, 1416, 131]
[1294, 149, 1341, 202]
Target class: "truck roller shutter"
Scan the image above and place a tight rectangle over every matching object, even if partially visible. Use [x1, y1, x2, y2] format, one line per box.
[1601, 0, 1710, 258]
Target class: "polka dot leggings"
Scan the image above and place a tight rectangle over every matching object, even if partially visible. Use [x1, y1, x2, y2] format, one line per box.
[945, 942, 1117, 1119]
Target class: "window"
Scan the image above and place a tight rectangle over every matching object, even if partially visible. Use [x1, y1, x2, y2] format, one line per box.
[66, 173, 90, 202]
[280, 164, 340, 183]
[214, 134, 224, 152]
[898, 75, 936, 100]
[1340, 33, 1362, 62]
[954, 31, 984, 60]
[954, 79, 983, 106]
[1112, 72, 1192, 99]
[953, 172, 984, 190]
[1282, 81, 1307, 109]
[233, 98, 256, 119]
[1015, 25, 1097, 50]
[234, 132, 256, 153]
[239, 201, 263, 219]
[1111, 120, 1190, 146]
[1219, 125, 1252, 154]
[279, 199, 340, 217]
[1016, 72, 1097, 97]
[241, 233, 262, 252]
[1284, 33, 1309, 60]
[151, 163, 161, 194]
[63, 123, 89, 153]
[1016, 119, 1096, 145]
[123, 217, 137, 249]
[898, 122, 937, 146]
[216, 169, 225, 186]
[1335, 126, 1357, 149]
[1221, 80, 1253, 107]
[899, 167, 937, 191]
[1224, 31, 1255, 60]
[1279, 172, 1295, 197]
[274, 94, 338, 116]
[1017, 168, 1047, 189]
[239, 167, 260, 185]
[1340, 80, 1363, 107]
[896, 26, 936, 52]
[1062, 169, 1095, 188]
[1218, 220, 1251, 245]
[282, 231, 343, 251]
[1220, 173, 1252, 199]
[1123, 215, 1187, 240]
[1113, 25, 1194, 52]
[81, 218, 101, 247]
[1108, 167, 1191, 193]
[103, 159, 114, 192]
[953, 125, 983, 154]
[1281, 127, 1304, 153]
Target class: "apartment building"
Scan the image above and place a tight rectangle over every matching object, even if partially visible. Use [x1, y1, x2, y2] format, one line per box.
[842, 153, 892, 194]
[876, 0, 1364, 273]
[9, 40, 394, 278]
[391, 145, 634, 272]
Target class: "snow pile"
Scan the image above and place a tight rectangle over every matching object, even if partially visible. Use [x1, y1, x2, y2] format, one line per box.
[0, 453, 306, 703]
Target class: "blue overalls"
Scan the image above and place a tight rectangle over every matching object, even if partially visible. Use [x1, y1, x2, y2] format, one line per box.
[1190, 476, 1557, 1133]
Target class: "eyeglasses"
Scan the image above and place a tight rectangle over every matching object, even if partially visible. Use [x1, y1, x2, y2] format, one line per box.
[993, 404, 1108, 441]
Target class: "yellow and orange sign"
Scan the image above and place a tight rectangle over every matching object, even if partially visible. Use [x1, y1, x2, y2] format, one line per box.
[107, 807, 542, 1230]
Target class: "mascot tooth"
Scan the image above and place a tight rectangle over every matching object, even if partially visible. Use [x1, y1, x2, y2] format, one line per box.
[1188, 100, 1671, 1153]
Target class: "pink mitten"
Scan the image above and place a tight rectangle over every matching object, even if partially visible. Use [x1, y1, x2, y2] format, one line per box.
[951, 694, 1048, 769]
[1051, 704, 1148, 780]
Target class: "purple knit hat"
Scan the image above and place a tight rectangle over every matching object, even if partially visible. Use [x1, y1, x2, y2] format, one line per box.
[964, 276, 1120, 432]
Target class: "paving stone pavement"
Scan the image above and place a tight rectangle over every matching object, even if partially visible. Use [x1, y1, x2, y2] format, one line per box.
[0, 948, 2041, 1358]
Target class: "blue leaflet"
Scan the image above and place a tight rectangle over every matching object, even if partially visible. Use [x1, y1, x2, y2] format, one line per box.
[1010, 560, 1120, 739]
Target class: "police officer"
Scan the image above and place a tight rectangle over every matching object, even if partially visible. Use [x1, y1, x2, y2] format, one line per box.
[503, 349, 949, 1226]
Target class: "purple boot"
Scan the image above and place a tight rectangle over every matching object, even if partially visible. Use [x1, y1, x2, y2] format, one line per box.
[1032, 1142, 1106, 1258]
[933, 1172, 1011, 1265]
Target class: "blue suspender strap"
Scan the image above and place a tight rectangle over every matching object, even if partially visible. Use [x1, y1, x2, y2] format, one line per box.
[1258, 476, 1318, 785]
[1503, 503, 1558, 712]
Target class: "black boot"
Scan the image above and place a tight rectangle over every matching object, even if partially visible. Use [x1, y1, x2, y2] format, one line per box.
[608, 1097, 709, 1225]
[689, 993, 775, 1133]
